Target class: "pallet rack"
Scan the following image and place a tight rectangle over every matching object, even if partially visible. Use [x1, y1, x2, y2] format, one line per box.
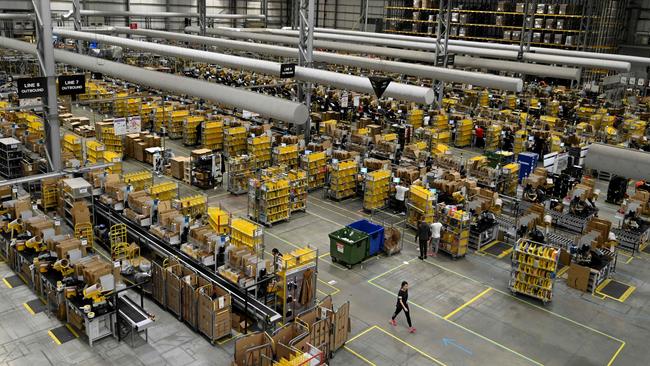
[224, 126, 247, 157]
[167, 110, 189, 139]
[63, 133, 83, 160]
[248, 135, 272, 169]
[40, 178, 58, 211]
[96, 121, 124, 155]
[455, 118, 473, 147]
[383, 0, 625, 53]
[0, 138, 23, 179]
[174, 195, 208, 218]
[275, 246, 318, 323]
[191, 149, 222, 189]
[500, 162, 520, 196]
[440, 208, 470, 259]
[183, 116, 204, 146]
[122, 170, 152, 191]
[148, 181, 178, 201]
[509, 239, 559, 303]
[249, 177, 291, 226]
[61, 177, 92, 227]
[363, 169, 391, 211]
[328, 160, 358, 201]
[85, 140, 105, 164]
[288, 169, 308, 213]
[485, 125, 502, 151]
[301, 151, 327, 190]
[207, 206, 230, 234]
[202, 120, 224, 151]
[406, 185, 436, 229]
[227, 155, 252, 195]
[103, 150, 122, 175]
[273, 144, 299, 169]
[230, 217, 264, 254]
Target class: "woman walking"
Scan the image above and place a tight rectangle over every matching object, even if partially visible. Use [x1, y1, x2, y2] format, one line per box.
[390, 281, 416, 333]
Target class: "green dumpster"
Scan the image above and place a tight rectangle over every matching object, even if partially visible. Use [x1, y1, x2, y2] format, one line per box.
[328, 227, 369, 268]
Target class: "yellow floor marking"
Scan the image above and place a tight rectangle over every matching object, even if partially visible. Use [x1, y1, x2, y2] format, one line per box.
[373, 326, 447, 366]
[498, 248, 513, 259]
[314, 196, 626, 365]
[369, 278, 543, 365]
[65, 324, 80, 338]
[317, 278, 340, 295]
[478, 240, 499, 252]
[2, 278, 12, 288]
[595, 279, 636, 303]
[556, 266, 570, 277]
[48, 330, 62, 345]
[343, 346, 376, 365]
[607, 342, 626, 366]
[346, 325, 446, 366]
[624, 256, 634, 264]
[23, 302, 35, 315]
[318, 252, 331, 259]
[444, 288, 493, 320]
[265, 231, 301, 249]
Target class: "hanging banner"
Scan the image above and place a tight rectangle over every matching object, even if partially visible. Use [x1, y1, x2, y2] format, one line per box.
[57, 74, 86, 96]
[16, 77, 47, 99]
[127, 116, 141, 134]
[113, 117, 127, 136]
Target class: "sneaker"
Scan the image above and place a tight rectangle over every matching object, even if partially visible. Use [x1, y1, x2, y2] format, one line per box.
[427, 251, 434, 256]
[431, 253, 437, 257]
[409, 327, 416, 333]
[390, 319, 397, 326]
[418, 256, 423, 260]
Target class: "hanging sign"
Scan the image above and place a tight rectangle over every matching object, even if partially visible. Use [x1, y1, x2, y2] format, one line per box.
[57, 74, 86, 96]
[113, 117, 127, 136]
[126, 116, 141, 134]
[368, 76, 391, 98]
[340, 91, 349, 108]
[447, 54, 456, 66]
[16, 77, 47, 99]
[280, 63, 296, 78]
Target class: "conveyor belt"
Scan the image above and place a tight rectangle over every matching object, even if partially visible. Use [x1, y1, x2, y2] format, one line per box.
[118, 295, 148, 324]
[94, 201, 281, 325]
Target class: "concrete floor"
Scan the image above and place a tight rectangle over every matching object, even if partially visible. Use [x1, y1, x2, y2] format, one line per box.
[1, 109, 649, 365]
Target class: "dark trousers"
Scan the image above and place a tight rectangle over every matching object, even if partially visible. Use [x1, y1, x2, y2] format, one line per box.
[392, 304, 412, 327]
[419, 239, 428, 258]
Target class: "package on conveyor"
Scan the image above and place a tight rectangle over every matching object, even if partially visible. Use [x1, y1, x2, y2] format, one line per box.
[281, 135, 299, 145]
[47, 236, 86, 259]
[24, 215, 60, 239]
[2, 198, 32, 220]
[631, 190, 650, 215]
[75, 255, 119, 286]
[127, 190, 152, 215]
[396, 167, 421, 185]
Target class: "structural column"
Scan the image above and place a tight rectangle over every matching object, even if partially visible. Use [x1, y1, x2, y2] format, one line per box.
[433, 0, 451, 108]
[33, 0, 62, 171]
[296, 0, 314, 141]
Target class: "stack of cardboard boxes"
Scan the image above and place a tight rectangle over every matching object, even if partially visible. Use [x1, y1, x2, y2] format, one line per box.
[124, 190, 153, 226]
[125, 133, 162, 164]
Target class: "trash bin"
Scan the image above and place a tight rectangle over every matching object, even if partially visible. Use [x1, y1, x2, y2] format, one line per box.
[347, 219, 385, 257]
[328, 227, 369, 268]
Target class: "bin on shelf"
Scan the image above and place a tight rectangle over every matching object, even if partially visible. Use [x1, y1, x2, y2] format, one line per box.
[347, 219, 385, 257]
[328, 227, 369, 268]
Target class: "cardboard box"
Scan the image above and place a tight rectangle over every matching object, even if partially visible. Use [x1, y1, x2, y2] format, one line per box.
[55, 238, 82, 259]
[567, 263, 591, 292]
[71, 201, 91, 225]
[170, 157, 190, 180]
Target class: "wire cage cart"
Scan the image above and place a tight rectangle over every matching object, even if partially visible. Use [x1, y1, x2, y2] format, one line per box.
[369, 208, 406, 256]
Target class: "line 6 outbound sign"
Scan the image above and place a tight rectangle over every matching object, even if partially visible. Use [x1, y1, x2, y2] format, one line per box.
[58, 74, 86, 96]
[16, 77, 47, 99]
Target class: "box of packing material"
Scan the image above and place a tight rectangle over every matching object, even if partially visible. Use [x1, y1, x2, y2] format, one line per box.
[135, 142, 147, 162]
[55, 238, 82, 259]
[82, 260, 113, 285]
[170, 157, 190, 180]
[127, 191, 152, 214]
[71, 201, 91, 225]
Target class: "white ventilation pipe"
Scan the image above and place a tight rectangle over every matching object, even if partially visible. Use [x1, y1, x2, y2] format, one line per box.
[67, 10, 266, 20]
[0, 13, 35, 20]
[313, 27, 650, 68]
[110, 27, 528, 89]
[0, 36, 307, 123]
[257, 28, 631, 72]
[53, 29, 435, 104]
[180, 27, 574, 82]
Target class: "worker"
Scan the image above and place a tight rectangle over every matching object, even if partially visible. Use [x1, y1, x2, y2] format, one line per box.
[195, 121, 203, 146]
[151, 198, 159, 225]
[475, 125, 485, 148]
[394, 183, 409, 215]
[271, 248, 283, 273]
[502, 130, 514, 151]
[429, 220, 443, 258]
[414, 218, 431, 260]
[389, 281, 415, 334]
[180, 215, 190, 243]
[124, 184, 133, 209]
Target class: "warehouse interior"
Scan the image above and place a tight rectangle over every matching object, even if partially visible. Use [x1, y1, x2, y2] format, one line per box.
[0, 0, 650, 365]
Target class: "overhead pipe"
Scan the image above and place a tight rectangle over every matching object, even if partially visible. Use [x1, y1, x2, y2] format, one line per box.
[62, 10, 265, 20]
[0, 13, 35, 20]
[260, 28, 631, 72]
[179, 26, 572, 83]
[53, 29, 435, 104]
[0, 37, 307, 123]
[584, 143, 650, 181]
[313, 27, 650, 68]
[111, 27, 526, 90]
